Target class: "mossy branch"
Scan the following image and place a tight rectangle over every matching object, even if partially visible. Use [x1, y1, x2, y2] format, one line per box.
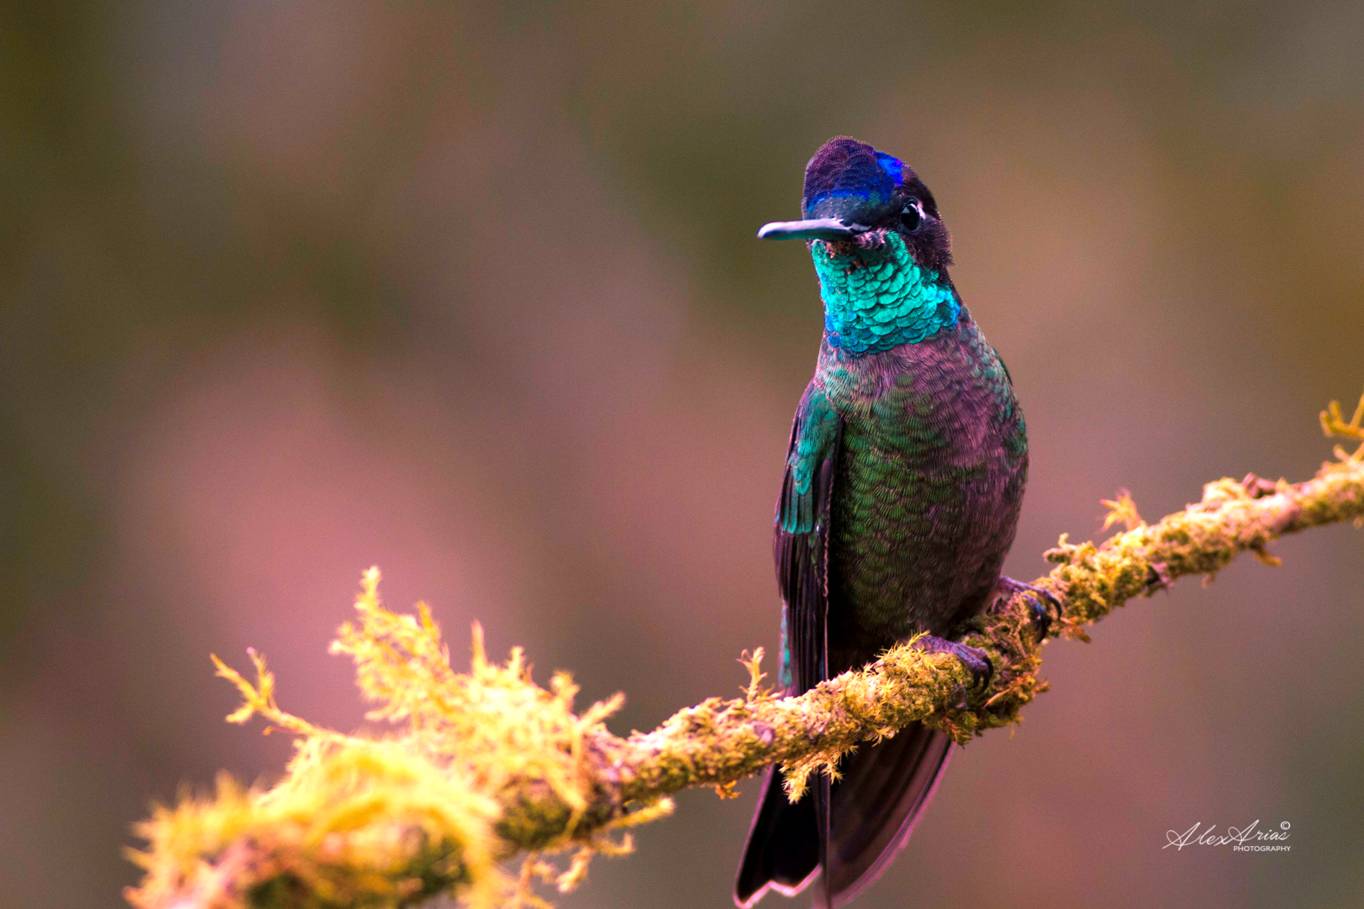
[127, 396, 1364, 909]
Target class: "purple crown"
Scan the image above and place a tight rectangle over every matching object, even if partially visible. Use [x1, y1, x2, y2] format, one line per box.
[801, 137, 909, 219]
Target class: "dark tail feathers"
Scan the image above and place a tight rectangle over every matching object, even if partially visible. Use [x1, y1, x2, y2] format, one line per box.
[734, 722, 953, 908]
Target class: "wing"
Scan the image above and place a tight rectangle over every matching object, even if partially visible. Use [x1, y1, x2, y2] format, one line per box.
[774, 387, 843, 695]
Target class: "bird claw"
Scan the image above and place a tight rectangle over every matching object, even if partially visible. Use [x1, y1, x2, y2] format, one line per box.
[915, 636, 993, 698]
[996, 576, 1063, 640]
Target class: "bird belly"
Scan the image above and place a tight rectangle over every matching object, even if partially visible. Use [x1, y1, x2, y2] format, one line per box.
[823, 332, 1026, 671]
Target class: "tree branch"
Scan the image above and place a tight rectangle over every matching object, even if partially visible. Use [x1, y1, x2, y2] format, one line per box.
[127, 399, 1364, 909]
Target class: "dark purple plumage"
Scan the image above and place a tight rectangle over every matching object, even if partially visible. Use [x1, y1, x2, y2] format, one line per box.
[738, 138, 1029, 908]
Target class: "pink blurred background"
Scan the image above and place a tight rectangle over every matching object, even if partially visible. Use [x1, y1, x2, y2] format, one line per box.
[3, 3, 1362, 907]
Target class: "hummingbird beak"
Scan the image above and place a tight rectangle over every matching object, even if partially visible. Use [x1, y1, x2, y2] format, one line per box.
[756, 217, 869, 241]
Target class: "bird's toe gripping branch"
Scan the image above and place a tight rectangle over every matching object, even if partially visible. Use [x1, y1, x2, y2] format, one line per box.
[911, 636, 993, 703]
[916, 575, 1067, 743]
[996, 575, 1064, 640]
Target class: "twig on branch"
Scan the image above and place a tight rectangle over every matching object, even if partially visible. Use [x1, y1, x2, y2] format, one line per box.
[127, 397, 1364, 909]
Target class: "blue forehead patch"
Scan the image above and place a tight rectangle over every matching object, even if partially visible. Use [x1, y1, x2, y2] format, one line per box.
[875, 151, 905, 186]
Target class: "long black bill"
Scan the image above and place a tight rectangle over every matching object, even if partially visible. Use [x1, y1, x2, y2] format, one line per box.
[756, 217, 868, 241]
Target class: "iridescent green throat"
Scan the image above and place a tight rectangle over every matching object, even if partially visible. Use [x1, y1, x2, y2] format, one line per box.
[811, 232, 960, 356]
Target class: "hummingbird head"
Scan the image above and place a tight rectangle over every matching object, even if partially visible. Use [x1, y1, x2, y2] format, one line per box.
[759, 137, 961, 356]
[759, 136, 952, 273]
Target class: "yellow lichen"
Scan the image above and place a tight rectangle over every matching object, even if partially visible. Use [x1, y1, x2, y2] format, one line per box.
[1100, 488, 1145, 532]
[128, 568, 664, 909]
[1320, 390, 1364, 441]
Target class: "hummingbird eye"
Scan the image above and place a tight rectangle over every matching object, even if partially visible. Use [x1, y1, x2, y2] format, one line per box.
[899, 199, 924, 232]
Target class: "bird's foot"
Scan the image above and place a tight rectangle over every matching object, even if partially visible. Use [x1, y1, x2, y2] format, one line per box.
[914, 636, 993, 697]
[995, 576, 1063, 640]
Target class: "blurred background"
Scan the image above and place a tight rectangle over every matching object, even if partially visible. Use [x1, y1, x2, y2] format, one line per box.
[3, 3, 1362, 907]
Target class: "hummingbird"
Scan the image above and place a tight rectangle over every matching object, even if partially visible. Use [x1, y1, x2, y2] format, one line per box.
[735, 137, 1045, 908]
